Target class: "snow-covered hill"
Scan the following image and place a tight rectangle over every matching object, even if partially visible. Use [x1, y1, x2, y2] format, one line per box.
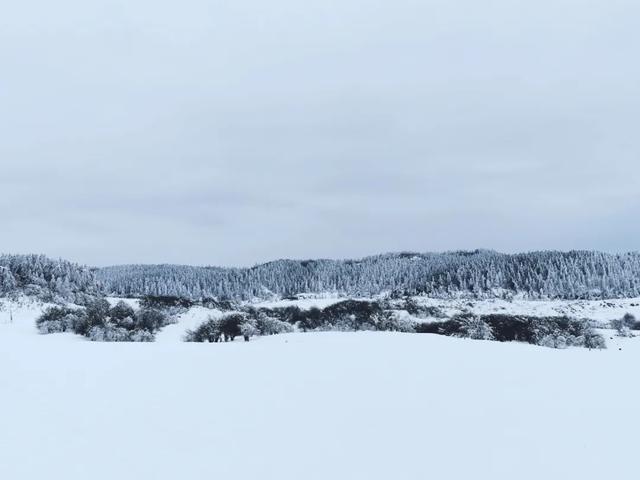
[1, 299, 638, 480]
[97, 250, 640, 300]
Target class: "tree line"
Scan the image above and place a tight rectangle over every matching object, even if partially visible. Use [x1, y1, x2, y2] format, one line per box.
[97, 250, 640, 301]
[5, 250, 640, 304]
[0, 254, 100, 304]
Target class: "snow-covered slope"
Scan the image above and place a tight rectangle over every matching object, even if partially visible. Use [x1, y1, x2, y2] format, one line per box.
[1, 297, 639, 480]
[96, 250, 640, 300]
[413, 296, 640, 322]
[155, 306, 223, 342]
[0, 297, 55, 337]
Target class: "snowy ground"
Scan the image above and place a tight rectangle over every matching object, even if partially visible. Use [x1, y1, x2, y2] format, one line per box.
[1, 298, 639, 479]
[413, 296, 640, 322]
[156, 305, 223, 342]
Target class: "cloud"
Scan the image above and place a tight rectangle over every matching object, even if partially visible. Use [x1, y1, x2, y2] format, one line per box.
[1, 0, 639, 265]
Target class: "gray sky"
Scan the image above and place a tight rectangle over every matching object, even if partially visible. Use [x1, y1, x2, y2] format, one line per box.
[1, 0, 639, 267]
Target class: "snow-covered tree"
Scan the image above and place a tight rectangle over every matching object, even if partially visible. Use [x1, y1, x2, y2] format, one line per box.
[456, 316, 494, 341]
[96, 251, 640, 301]
[611, 313, 636, 337]
[0, 254, 100, 303]
[36, 298, 172, 342]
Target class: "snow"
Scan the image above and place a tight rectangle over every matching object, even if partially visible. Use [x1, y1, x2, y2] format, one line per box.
[1, 298, 640, 479]
[249, 296, 345, 310]
[155, 297, 348, 342]
[0, 297, 55, 337]
[155, 306, 223, 342]
[413, 296, 640, 322]
[247, 295, 640, 323]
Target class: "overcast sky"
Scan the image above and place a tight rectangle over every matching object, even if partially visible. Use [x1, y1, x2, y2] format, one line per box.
[1, 0, 639, 266]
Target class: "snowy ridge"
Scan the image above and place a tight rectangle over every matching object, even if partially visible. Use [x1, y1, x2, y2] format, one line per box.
[4, 251, 640, 304]
[97, 250, 640, 301]
[0, 254, 100, 303]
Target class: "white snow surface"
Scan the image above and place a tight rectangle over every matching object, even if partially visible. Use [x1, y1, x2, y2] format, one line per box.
[155, 306, 224, 342]
[414, 296, 640, 322]
[1, 297, 639, 479]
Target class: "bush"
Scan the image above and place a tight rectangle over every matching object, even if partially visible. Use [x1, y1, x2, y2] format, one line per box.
[539, 334, 568, 349]
[583, 331, 607, 349]
[401, 299, 446, 319]
[296, 300, 387, 332]
[296, 307, 323, 331]
[372, 311, 416, 333]
[456, 315, 494, 340]
[201, 298, 238, 311]
[254, 312, 294, 335]
[263, 306, 309, 326]
[110, 301, 135, 322]
[481, 315, 536, 343]
[416, 314, 605, 349]
[240, 321, 258, 341]
[140, 296, 194, 310]
[36, 298, 174, 342]
[612, 313, 637, 336]
[218, 314, 246, 341]
[135, 308, 170, 332]
[36, 306, 83, 334]
[184, 317, 223, 343]
[85, 324, 155, 342]
[249, 300, 414, 334]
[87, 325, 132, 342]
[184, 313, 258, 343]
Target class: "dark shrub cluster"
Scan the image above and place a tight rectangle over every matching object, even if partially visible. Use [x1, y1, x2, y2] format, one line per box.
[186, 300, 416, 343]
[416, 314, 606, 349]
[140, 296, 194, 310]
[36, 306, 85, 334]
[246, 300, 415, 334]
[201, 298, 238, 311]
[319, 300, 384, 331]
[267, 306, 317, 327]
[293, 300, 415, 332]
[384, 297, 446, 319]
[611, 313, 639, 336]
[242, 308, 294, 336]
[37, 299, 174, 342]
[184, 313, 258, 343]
[137, 295, 240, 314]
[184, 317, 224, 343]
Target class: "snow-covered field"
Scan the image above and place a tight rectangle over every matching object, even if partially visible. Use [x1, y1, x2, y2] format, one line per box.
[413, 296, 640, 322]
[1, 297, 639, 479]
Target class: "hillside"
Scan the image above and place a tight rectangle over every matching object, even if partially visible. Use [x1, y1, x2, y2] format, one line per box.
[0, 254, 100, 304]
[97, 250, 640, 300]
[4, 250, 640, 304]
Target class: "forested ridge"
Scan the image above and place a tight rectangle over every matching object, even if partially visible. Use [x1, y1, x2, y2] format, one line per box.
[96, 250, 640, 301]
[0, 254, 100, 303]
[3, 250, 640, 302]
